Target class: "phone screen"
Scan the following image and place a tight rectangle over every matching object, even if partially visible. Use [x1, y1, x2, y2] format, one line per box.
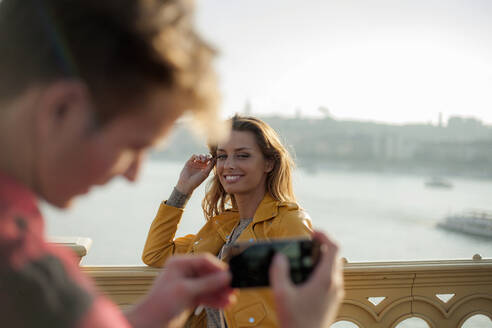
[227, 239, 320, 288]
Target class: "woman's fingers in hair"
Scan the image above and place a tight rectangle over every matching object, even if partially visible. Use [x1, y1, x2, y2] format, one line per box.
[191, 153, 213, 163]
[189, 153, 213, 169]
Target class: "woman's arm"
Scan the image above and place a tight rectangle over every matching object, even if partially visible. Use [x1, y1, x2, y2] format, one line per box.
[142, 200, 195, 267]
[142, 155, 215, 267]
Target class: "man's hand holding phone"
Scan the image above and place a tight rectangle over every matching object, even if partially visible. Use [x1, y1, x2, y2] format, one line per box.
[227, 238, 321, 288]
[127, 254, 236, 328]
[270, 231, 345, 328]
[226, 231, 344, 328]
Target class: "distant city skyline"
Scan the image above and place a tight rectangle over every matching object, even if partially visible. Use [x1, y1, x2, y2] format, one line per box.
[196, 0, 492, 125]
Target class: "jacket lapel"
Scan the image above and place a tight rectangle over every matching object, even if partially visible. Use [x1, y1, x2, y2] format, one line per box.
[213, 211, 239, 242]
[252, 194, 279, 224]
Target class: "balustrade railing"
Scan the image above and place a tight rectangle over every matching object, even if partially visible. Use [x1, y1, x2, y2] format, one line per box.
[81, 258, 492, 327]
[57, 237, 492, 327]
[338, 257, 492, 327]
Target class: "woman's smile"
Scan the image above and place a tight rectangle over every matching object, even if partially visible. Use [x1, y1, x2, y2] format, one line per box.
[223, 174, 243, 183]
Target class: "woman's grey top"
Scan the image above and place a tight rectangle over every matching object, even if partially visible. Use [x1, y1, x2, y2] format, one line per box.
[205, 217, 253, 328]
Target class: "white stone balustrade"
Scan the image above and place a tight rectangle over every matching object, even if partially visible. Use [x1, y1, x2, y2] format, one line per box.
[54, 237, 492, 327]
[78, 258, 492, 327]
[338, 258, 492, 327]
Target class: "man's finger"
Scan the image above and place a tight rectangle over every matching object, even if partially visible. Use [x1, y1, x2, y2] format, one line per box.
[168, 254, 228, 276]
[198, 289, 237, 308]
[190, 270, 232, 297]
[309, 230, 340, 283]
[270, 253, 293, 298]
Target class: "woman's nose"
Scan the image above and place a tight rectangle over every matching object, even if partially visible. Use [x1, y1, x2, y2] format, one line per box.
[224, 155, 235, 169]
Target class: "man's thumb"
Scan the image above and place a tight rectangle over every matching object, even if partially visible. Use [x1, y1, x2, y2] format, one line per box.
[270, 253, 293, 296]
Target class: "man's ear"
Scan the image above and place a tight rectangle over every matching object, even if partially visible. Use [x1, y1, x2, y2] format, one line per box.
[35, 80, 93, 141]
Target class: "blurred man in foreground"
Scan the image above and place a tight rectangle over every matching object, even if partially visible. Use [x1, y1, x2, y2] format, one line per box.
[0, 0, 344, 327]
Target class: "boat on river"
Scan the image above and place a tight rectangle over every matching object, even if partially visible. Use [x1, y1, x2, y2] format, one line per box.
[438, 211, 492, 238]
[425, 177, 453, 189]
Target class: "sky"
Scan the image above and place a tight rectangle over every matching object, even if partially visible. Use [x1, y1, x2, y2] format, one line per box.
[195, 0, 492, 125]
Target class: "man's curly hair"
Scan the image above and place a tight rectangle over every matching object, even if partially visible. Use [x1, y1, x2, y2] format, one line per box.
[0, 0, 220, 136]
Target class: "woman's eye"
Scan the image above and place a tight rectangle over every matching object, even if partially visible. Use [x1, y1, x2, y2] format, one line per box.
[216, 154, 227, 160]
[236, 153, 250, 159]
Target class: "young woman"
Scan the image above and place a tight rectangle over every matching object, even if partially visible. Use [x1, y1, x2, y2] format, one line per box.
[142, 115, 313, 328]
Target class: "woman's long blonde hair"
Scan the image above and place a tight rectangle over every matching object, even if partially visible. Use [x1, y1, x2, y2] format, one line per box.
[202, 115, 296, 220]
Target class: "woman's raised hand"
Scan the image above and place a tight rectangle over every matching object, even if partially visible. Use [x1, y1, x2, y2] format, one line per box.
[175, 154, 215, 195]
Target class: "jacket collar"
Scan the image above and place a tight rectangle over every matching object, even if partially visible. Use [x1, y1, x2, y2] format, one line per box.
[252, 193, 280, 224]
[213, 193, 283, 240]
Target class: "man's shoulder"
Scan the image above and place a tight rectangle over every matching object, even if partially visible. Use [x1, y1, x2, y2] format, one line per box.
[0, 213, 129, 327]
[0, 173, 43, 251]
[0, 176, 129, 327]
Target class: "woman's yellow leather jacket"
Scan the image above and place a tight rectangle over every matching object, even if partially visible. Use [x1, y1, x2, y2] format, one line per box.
[142, 194, 312, 328]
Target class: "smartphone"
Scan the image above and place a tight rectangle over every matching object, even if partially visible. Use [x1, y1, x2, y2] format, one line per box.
[226, 238, 321, 288]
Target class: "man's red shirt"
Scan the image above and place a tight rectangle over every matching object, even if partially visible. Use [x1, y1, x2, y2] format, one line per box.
[0, 172, 131, 327]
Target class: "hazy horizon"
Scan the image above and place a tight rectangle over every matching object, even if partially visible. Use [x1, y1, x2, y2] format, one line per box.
[196, 0, 492, 125]
[211, 108, 490, 127]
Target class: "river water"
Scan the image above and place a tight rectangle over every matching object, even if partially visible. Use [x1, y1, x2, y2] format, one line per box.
[43, 160, 492, 264]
